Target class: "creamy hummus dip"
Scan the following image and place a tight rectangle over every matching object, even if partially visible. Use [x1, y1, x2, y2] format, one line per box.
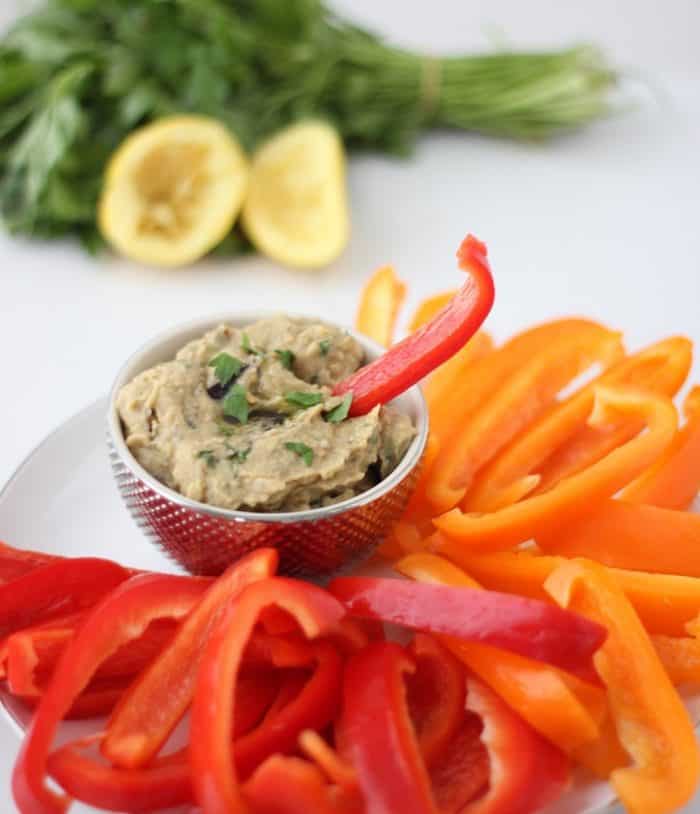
[117, 317, 416, 512]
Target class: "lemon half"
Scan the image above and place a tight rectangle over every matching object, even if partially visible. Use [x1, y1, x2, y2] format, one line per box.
[99, 116, 249, 268]
[242, 121, 349, 270]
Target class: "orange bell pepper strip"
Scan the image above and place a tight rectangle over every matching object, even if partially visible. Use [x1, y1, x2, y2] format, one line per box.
[621, 385, 700, 509]
[425, 319, 621, 466]
[434, 387, 677, 551]
[538, 499, 700, 577]
[545, 559, 700, 814]
[438, 546, 700, 637]
[424, 321, 625, 512]
[396, 553, 606, 755]
[354, 264, 406, 348]
[464, 336, 692, 513]
[530, 337, 692, 498]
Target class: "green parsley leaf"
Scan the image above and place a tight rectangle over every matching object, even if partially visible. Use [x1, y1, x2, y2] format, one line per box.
[196, 449, 217, 468]
[285, 442, 314, 467]
[285, 391, 324, 409]
[225, 445, 251, 464]
[275, 349, 295, 370]
[216, 420, 235, 436]
[222, 384, 249, 424]
[324, 393, 353, 423]
[208, 352, 244, 387]
[319, 340, 331, 356]
[241, 333, 263, 356]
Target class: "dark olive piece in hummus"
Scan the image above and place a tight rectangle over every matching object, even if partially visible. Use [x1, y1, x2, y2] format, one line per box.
[117, 317, 416, 513]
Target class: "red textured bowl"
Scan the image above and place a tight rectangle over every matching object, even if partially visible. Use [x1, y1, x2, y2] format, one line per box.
[106, 314, 428, 581]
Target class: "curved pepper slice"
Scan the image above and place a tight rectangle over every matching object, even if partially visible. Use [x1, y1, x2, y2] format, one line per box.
[328, 576, 606, 674]
[335, 235, 495, 416]
[465, 336, 692, 512]
[46, 675, 281, 812]
[460, 676, 570, 814]
[0, 557, 130, 638]
[12, 572, 209, 814]
[622, 385, 700, 509]
[532, 338, 692, 497]
[438, 547, 700, 637]
[434, 387, 677, 551]
[396, 553, 606, 754]
[430, 712, 489, 812]
[538, 499, 700, 577]
[424, 320, 624, 512]
[47, 736, 192, 814]
[406, 634, 466, 768]
[103, 549, 278, 769]
[234, 641, 343, 780]
[339, 641, 436, 814]
[355, 264, 406, 348]
[190, 577, 345, 814]
[545, 559, 700, 814]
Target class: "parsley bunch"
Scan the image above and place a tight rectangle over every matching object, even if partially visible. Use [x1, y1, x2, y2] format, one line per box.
[0, 0, 616, 251]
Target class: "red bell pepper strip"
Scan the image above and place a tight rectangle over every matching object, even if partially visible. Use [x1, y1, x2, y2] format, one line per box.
[0, 542, 61, 583]
[406, 634, 466, 768]
[102, 549, 278, 769]
[0, 558, 130, 638]
[190, 577, 346, 814]
[328, 577, 606, 675]
[461, 676, 569, 814]
[243, 756, 338, 814]
[45, 676, 281, 812]
[12, 572, 209, 814]
[334, 235, 495, 416]
[47, 736, 192, 814]
[339, 641, 436, 814]
[243, 631, 316, 668]
[235, 642, 343, 780]
[6, 627, 75, 696]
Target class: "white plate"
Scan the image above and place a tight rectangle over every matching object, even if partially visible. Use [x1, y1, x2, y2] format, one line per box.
[2, 399, 699, 814]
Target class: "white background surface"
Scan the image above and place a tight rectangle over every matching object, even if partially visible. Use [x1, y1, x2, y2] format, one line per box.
[1, 0, 699, 810]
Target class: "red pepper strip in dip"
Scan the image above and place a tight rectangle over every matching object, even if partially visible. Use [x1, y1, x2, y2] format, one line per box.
[407, 634, 466, 768]
[328, 577, 606, 675]
[462, 676, 570, 814]
[334, 234, 495, 416]
[339, 641, 436, 814]
[12, 572, 209, 814]
[103, 549, 278, 769]
[244, 755, 338, 814]
[0, 558, 130, 638]
[190, 577, 346, 814]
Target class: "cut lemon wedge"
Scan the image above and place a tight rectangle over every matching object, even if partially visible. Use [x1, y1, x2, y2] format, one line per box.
[242, 121, 349, 269]
[98, 115, 249, 268]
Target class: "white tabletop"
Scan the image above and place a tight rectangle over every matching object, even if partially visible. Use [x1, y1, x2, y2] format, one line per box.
[2, 0, 700, 811]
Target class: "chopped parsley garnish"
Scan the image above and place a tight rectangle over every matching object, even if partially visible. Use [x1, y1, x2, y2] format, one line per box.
[216, 421, 236, 437]
[222, 384, 249, 424]
[275, 349, 295, 370]
[241, 332, 263, 356]
[285, 391, 324, 409]
[225, 445, 251, 464]
[319, 339, 331, 356]
[324, 393, 353, 423]
[285, 442, 314, 467]
[208, 352, 244, 387]
[196, 449, 217, 468]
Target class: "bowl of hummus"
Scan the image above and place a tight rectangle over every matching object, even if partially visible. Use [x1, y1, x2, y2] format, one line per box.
[107, 314, 428, 579]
